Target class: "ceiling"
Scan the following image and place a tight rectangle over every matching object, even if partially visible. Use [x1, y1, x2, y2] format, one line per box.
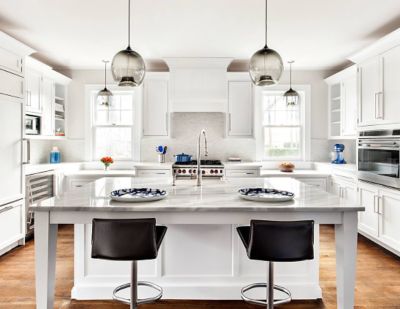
[1, 0, 400, 70]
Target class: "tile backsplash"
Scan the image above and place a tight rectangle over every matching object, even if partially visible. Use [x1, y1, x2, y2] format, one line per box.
[141, 112, 256, 162]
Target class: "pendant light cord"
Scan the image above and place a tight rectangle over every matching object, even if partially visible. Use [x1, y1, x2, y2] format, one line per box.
[104, 61, 107, 88]
[265, 0, 268, 47]
[128, 0, 131, 47]
[289, 62, 292, 87]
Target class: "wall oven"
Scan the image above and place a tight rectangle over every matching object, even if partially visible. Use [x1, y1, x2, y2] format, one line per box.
[358, 130, 400, 189]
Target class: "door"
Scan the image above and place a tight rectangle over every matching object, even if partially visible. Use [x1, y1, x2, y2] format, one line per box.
[359, 57, 381, 126]
[381, 45, 400, 124]
[143, 79, 168, 136]
[0, 95, 23, 205]
[25, 70, 42, 114]
[41, 77, 54, 136]
[228, 81, 253, 136]
[341, 75, 357, 136]
[358, 182, 379, 237]
[378, 188, 400, 252]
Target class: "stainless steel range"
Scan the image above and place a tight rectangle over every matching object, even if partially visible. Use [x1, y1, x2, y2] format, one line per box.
[358, 129, 400, 188]
[173, 160, 225, 178]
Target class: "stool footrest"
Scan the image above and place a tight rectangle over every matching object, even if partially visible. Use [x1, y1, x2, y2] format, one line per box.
[113, 281, 163, 305]
[241, 282, 292, 306]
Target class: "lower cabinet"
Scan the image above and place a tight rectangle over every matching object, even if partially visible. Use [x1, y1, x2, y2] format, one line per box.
[136, 169, 171, 177]
[358, 181, 400, 255]
[329, 175, 358, 203]
[0, 200, 25, 255]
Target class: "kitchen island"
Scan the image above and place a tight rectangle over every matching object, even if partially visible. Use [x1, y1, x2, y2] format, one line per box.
[31, 177, 364, 309]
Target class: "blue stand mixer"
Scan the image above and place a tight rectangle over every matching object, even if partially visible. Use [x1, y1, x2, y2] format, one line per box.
[331, 144, 346, 164]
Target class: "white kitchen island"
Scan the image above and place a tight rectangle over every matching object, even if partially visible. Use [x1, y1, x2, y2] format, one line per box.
[31, 177, 364, 309]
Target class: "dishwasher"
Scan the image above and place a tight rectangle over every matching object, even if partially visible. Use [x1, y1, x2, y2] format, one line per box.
[25, 171, 56, 238]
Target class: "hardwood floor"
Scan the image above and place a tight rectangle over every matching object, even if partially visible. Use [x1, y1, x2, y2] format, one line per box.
[0, 225, 399, 309]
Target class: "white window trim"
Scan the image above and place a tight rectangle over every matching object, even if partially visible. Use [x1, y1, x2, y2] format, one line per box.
[254, 84, 311, 162]
[84, 84, 143, 162]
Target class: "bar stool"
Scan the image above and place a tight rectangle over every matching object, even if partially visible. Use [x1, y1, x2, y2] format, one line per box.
[91, 218, 167, 309]
[237, 220, 314, 309]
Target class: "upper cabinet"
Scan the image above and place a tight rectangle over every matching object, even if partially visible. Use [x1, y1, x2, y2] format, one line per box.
[142, 73, 169, 137]
[24, 57, 70, 139]
[349, 28, 400, 128]
[227, 73, 254, 137]
[325, 65, 357, 139]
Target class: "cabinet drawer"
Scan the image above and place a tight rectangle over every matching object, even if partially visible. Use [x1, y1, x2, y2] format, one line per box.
[225, 170, 259, 177]
[136, 169, 171, 177]
[0, 69, 23, 98]
[0, 47, 23, 75]
[0, 201, 24, 250]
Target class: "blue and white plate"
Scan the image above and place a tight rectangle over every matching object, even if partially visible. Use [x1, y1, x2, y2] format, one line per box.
[238, 188, 294, 202]
[110, 188, 168, 202]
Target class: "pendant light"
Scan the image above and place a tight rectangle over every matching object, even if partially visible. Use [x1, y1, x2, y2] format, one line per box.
[283, 61, 300, 106]
[111, 0, 145, 87]
[98, 60, 113, 106]
[249, 0, 283, 86]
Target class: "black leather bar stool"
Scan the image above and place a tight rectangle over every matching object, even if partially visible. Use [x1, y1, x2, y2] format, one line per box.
[237, 220, 314, 309]
[91, 218, 167, 309]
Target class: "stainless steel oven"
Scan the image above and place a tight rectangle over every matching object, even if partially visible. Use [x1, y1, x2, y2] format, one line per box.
[25, 114, 40, 135]
[358, 130, 400, 188]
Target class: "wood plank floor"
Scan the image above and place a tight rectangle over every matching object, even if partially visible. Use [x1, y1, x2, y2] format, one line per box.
[0, 225, 399, 309]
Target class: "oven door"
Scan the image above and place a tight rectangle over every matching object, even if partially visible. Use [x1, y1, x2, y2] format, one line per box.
[358, 139, 400, 188]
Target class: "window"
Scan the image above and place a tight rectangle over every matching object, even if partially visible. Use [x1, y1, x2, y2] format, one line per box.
[91, 90, 135, 160]
[262, 90, 306, 160]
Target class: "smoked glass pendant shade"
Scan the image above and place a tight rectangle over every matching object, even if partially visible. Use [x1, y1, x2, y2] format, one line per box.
[111, 46, 145, 87]
[283, 88, 300, 106]
[249, 45, 284, 86]
[98, 87, 113, 106]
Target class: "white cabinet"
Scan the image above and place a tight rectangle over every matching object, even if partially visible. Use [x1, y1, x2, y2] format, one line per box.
[298, 178, 327, 191]
[378, 188, 400, 252]
[358, 182, 379, 238]
[0, 200, 24, 255]
[0, 69, 24, 98]
[227, 81, 253, 137]
[358, 45, 400, 127]
[325, 65, 357, 138]
[329, 175, 357, 203]
[0, 46, 23, 76]
[25, 69, 42, 114]
[143, 75, 169, 136]
[40, 77, 55, 136]
[136, 169, 171, 177]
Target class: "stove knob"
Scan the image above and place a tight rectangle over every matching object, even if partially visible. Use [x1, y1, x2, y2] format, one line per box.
[178, 169, 181, 173]
[183, 169, 186, 174]
[220, 169, 223, 173]
[210, 170, 214, 174]
[214, 169, 218, 174]
[202, 170, 206, 175]
[193, 170, 196, 174]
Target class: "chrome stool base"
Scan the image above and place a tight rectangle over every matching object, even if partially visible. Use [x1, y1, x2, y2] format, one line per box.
[241, 283, 292, 307]
[112, 261, 163, 309]
[241, 262, 292, 309]
[113, 281, 163, 305]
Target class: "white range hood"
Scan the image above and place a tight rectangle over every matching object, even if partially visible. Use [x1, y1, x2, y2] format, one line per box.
[164, 58, 232, 112]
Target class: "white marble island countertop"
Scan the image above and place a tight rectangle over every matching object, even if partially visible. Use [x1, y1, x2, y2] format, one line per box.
[31, 177, 364, 213]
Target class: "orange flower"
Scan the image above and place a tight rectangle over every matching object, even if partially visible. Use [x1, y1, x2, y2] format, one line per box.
[100, 156, 114, 164]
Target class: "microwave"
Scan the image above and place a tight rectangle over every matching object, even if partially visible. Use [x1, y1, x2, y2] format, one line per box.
[25, 115, 41, 135]
[358, 130, 400, 189]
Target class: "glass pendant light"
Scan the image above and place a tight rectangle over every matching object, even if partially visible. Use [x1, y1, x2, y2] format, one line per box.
[283, 61, 300, 106]
[249, 0, 283, 86]
[111, 0, 145, 87]
[98, 60, 113, 106]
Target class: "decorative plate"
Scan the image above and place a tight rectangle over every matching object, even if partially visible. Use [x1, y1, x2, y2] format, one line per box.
[110, 188, 168, 202]
[238, 188, 294, 202]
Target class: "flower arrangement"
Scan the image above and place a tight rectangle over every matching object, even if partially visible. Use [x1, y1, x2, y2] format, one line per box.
[100, 156, 114, 170]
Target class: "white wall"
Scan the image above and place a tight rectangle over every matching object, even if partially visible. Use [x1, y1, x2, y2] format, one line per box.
[31, 68, 343, 163]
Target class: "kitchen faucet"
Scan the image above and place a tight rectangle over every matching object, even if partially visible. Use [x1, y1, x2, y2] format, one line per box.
[196, 129, 208, 186]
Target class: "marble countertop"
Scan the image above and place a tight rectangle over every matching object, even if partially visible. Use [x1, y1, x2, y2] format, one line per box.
[260, 170, 331, 177]
[63, 170, 136, 177]
[31, 177, 364, 213]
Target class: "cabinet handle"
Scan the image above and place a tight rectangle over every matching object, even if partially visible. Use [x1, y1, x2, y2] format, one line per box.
[165, 113, 168, 134]
[228, 113, 232, 132]
[377, 92, 384, 119]
[0, 205, 15, 214]
[373, 195, 378, 213]
[377, 196, 383, 215]
[23, 139, 31, 164]
[374, 93, 378, 119]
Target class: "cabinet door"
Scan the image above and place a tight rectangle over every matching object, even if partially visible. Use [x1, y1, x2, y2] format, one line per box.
[40, 77, 54, 136]
[329, 177, 341, 196]
[359, 57, 381, 126]
[228, 81, 253, 136]
[0, 47, 23, 75]
[0, 200, 24, 252]
[342, 181, 358, 204]
[25, 70, 42, 113]
[381, 45, 400, 124]
[143, 79, 168, 136]
[341, 75, 357, 136]
[378, 188, 400, 252]
[298, 178, 327, 191]
[358, 183, 379, 237]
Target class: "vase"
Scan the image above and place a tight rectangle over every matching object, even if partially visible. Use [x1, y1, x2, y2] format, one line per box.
[104, 164, 110, 171]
